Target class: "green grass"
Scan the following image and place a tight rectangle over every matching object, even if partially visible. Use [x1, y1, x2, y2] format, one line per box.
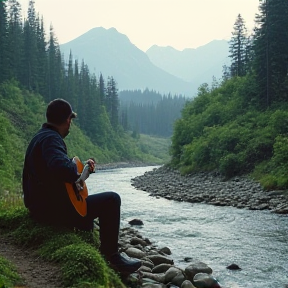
[136, 134, 171, 164]
[0, 256, 23, 288]
[0, 204, 125, 288]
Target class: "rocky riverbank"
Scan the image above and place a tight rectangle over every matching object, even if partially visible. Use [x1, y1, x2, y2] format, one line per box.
[119, 225, 223, 288]
[131, 166, 288, 214]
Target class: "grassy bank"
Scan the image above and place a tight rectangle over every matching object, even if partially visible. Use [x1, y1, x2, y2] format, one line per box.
[0, 198, 126, 288]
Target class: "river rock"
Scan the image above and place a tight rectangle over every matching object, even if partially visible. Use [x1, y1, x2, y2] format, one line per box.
[226, 263, 241, 270]
[152, 263, 173, 273]
[125, 247, 146, 259]
[185, 262, 213, 282]
[129, 218, 144, 225]
[141, 272, 166, 283]
[142, 284, 166, 288]
[139, 265, 152, 273]
[131, 236, 149, 247]
[145, 254, 174, 266]
[181, 280, 196, 288]
[159, 246, 172, 255]
[193, 273, 222, 288]
[171, 271, 187, 287]
[164, 266, 183, 283]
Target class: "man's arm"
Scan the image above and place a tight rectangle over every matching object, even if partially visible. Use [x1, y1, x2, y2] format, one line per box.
[41, 135, 78, 183]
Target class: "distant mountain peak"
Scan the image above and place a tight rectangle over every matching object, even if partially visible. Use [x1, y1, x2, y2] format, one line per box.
[60, 27, 229, 97]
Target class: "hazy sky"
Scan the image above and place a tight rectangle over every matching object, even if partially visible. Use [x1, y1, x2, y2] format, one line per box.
[17, 0, 260, 52]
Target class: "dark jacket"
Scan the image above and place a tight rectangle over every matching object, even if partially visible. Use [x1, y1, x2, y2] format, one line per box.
[22, 123, 81, 227]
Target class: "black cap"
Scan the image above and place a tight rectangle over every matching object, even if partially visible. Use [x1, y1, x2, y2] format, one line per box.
[46, 99, 77, 125]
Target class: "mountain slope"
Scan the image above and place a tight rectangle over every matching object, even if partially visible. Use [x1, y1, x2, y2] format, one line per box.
[60, 27, 195, 97]
[146, 40, 230, 87]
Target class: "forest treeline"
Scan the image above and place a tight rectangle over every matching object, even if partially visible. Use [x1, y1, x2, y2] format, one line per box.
[119, 89, 187, 137]
[170, 0, 288, 189]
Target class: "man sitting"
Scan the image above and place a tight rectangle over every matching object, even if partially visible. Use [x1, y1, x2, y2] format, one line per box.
[22, 98, 141, 274]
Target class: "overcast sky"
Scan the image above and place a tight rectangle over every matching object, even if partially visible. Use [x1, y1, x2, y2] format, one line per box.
[17, 0, 260, 52]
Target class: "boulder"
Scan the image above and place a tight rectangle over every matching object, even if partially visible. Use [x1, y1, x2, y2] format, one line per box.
[125, 247, 146, 259]
[185, 262, 213, 282]
[152, 263, 173, 274]
[145, 254, 174, 266]
[193, 273, 222, 288]
[129, 218, 144, 225]
[181, 280, 196, 288]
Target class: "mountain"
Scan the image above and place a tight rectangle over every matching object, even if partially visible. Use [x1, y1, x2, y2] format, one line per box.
[60, 27, 195, 97]
[146, 40, 230, 89]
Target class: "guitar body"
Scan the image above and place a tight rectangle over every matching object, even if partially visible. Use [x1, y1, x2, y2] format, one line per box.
[65, 156, 88, 217]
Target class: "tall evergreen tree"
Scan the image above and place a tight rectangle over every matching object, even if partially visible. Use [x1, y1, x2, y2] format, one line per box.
[47, 24, 62, 101]
[78, 60, 90, 129]
[65, 50, 77, 111]
[106, 76, 119, 129]
[35, 15, 47, 95]
[6, 0, 23, 81]
[253, 0, 288, 107]
[0, 0, 9, 83]
[229, 14, 248, 77]
[22, 0, 38, 90]
[99, 73, 105, 106]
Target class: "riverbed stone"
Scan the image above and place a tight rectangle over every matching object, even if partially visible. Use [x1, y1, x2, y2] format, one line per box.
[171, 271, 187, 287]
[185, 262, 213, 282]
[145, 254, 174, 266]
[142, 284, 166, 288]
[164, 266, 183, 283]
[131, 236, 149, 247]
[142, 259, 155, 269]
[139, 265, 152, 273]
[129, 218, 144, 225]
[125, 247, 146, 259]
[181, 280, 196, 288]
[141, 272, 166, 283]
[152, 263, 173, 273]
[159, 246, 172, 255]
[226, 263, 241, 270]
[193, 273, 222, 288]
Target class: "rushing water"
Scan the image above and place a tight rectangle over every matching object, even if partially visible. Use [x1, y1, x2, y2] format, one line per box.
[86, 166, 288, 288]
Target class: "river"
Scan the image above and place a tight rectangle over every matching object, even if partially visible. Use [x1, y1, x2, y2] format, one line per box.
[86, 166, 288, 288]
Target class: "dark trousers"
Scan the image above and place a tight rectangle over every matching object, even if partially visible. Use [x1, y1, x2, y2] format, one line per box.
[76, 191, 121, 257]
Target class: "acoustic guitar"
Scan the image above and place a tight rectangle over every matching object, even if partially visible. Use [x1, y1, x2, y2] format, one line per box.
[65, 156, 90, 217]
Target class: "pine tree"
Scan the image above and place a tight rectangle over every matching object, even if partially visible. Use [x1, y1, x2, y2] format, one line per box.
[22, 0, 38, 90]
[253, 0, 288, 107]
[65, 50, 77, 110]
[229, 14, 248, 77]
[47, 24, 62, 101]
[99, 73, 105, 106]
[0, 0, 9, 83]
[106, 76, 119, 129]
[78, 60, 90, 129]
[6, 0, 23, 81]
[36, 15, 47, 96]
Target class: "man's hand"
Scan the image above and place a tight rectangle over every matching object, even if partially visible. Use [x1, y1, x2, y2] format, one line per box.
[86, 158, 96, 173]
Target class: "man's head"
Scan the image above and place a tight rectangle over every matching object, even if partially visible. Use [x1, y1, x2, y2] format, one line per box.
[46, 99, 76, 125]
[46, 99, 77, 137]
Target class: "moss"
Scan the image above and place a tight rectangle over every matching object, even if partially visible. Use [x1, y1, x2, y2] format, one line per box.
[0, 206, 125, 288]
